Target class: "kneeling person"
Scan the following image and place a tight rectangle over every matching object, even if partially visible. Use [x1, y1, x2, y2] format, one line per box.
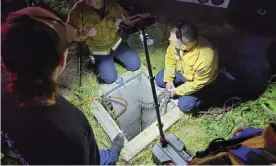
[156, 22, 219, 112]
[67, 0, 141, 84]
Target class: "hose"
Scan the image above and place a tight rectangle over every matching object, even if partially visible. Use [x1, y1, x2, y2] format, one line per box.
[108, 96, 128, 119]
[74, 96, 128, 119]
[74, 97, 102, 107]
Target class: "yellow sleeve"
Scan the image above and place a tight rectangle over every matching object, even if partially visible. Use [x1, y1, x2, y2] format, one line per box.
[164, 44, 177, 83]
[113, 2, 126, 17]
[66, 1, 87, 42]
[176, 64, 217, 96]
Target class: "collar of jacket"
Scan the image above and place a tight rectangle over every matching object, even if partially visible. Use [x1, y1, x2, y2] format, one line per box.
[174, 40, 201, 66]
[82, 0, 117, 20]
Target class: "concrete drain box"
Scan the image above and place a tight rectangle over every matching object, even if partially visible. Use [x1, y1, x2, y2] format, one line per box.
[93, 66, 182, 161]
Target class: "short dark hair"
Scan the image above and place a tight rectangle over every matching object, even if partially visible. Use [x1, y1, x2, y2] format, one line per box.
[173, 21, 198, 45]
[1, 14, 61, 103]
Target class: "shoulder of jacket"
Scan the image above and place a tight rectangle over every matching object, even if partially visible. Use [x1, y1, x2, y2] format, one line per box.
[197, 36, 217, 66]
[106, 0, 121, 7]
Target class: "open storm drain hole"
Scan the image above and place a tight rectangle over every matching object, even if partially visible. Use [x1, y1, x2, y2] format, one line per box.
[100, 73, 175, 141]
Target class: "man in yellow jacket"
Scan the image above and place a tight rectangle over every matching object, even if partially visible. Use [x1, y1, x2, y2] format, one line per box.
[156, 22, 234, 112]
[67, 0, 141, 84]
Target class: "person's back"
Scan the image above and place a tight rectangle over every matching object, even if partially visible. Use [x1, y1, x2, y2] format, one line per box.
[1, 93, 100, 164]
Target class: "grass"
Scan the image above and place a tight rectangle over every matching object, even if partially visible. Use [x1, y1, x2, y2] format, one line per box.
[58, 20, 276, 165]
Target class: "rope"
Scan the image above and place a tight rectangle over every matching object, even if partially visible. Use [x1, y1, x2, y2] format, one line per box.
[197, 97, 242, 121]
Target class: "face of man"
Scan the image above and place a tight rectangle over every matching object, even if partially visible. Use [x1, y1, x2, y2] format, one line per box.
[169, 31, 186, 50]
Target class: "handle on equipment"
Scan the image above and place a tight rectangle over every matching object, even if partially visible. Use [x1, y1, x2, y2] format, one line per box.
[140, 29, 168, 147]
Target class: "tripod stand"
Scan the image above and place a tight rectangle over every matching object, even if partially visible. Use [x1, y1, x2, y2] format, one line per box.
[139, 28, 192, 165]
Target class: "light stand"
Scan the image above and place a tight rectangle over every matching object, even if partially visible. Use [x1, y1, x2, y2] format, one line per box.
[140, 28, 168, 147]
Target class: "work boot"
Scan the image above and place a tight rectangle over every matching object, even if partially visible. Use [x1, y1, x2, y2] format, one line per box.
[111, 133, 125, 154]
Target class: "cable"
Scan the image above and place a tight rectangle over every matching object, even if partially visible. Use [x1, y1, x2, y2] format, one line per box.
[198, 97, 242, 121]
[261, 95, 276, 101]
[74, 96, 128, 119]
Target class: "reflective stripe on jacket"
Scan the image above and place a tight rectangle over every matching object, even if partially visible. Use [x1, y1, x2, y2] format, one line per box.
[164, 36, 219, 96]
[67, 0, 124, 55]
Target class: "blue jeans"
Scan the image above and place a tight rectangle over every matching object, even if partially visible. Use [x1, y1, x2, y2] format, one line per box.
[94, 43, 141, 84]
[155, 70, 235, 112]
[99, 148, 118, 165]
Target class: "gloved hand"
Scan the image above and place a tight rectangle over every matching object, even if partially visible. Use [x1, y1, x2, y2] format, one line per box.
[233, 126, 248, 137]
[166, 82, 175, 90]
[115, 19, 122, 29]
[89, 53, 96, 64]
[115, 14, 126, 29]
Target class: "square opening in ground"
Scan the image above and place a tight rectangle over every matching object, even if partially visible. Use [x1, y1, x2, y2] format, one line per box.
[101, 73, 175, 141]
[93, 67, 181, 161]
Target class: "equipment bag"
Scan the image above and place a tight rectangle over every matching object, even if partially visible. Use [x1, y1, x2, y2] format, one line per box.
[1, 131, 28, 165]
[189, 126, 276, 165]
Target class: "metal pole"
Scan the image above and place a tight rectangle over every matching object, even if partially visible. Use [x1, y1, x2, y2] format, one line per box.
[140, 29, 167, 147]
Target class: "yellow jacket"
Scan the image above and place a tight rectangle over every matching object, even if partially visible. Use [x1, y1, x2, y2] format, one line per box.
[164, 36, 218, 96]
[67, 0, 124, 55]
